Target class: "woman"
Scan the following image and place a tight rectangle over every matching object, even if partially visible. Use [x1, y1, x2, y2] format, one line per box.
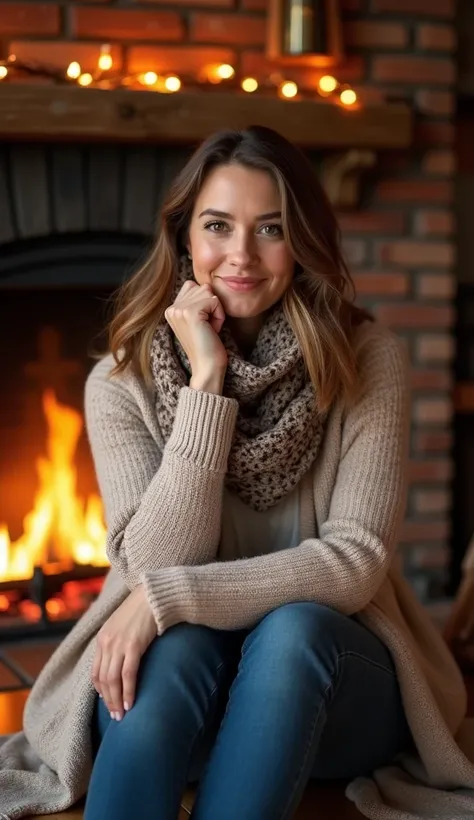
[1, 126, 473, 820]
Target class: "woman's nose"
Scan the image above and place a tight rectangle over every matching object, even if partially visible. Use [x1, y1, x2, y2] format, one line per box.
[227, 233, 257, 267]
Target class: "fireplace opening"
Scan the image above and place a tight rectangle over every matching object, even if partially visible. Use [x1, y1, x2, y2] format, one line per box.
[0, 232, 149, 640]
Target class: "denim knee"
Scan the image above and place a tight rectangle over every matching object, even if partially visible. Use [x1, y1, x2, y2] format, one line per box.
[251, 602, 344, 653]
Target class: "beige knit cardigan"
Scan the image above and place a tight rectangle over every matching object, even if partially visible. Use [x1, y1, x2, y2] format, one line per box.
[1, 321, 474, 820]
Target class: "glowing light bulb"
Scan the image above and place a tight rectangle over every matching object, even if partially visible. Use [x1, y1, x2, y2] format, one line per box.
[98, 45, 113, 72]
[67, 61, 81, 80]
[142, 71, 158, 86]
[0, 66, 7, 80]
[216, 63, 234, 80]
[318, 75, 337, 94]
[164, 74, 181, 92]
[78, 72, 93, 87]
[340, 88, 357, 106]
[279, 80, 298, 99]
[241, 77, 258, 93]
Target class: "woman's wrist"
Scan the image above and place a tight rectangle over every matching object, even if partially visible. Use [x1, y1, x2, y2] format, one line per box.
[190, 371, 225, 395]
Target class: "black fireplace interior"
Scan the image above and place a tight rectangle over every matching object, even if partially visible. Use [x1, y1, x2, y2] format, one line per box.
[0, 232, 150, 640]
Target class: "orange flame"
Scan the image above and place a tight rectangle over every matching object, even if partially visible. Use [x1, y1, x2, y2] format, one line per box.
[0, 390, 108, 582]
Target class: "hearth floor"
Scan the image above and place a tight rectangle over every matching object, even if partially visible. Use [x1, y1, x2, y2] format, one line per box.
[0, 639, 61, 691]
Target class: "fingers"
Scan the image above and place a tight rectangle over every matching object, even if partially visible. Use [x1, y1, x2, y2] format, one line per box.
[122, 647, 141, 714]
[108, 651, 126, 720]
[95, 633, 124, 720]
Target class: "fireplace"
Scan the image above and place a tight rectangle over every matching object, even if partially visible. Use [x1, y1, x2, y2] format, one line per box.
[0, 140, 190, 640]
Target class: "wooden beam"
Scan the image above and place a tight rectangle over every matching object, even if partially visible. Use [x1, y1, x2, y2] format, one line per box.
[0, 84, 412, 149]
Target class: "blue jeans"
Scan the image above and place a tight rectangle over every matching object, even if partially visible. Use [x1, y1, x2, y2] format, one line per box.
[84, 603, 412, 820]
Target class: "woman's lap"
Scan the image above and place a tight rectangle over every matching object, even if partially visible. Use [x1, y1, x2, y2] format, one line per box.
[92, 601, 411, 785]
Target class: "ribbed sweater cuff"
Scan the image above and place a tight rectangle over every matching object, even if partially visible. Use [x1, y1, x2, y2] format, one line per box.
[142, 568, 193, 634]
[165, 387, 238, 471]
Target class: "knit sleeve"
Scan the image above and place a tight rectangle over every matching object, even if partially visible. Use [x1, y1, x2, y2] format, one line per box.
[85, 359, 238, 589]
[141, 331, 411, 632]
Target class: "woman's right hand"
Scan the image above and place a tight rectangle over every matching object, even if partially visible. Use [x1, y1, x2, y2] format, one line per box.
[165, 280, 228, 394]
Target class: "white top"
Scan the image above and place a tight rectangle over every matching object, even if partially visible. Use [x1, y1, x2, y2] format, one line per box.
[220, 485, 301, 560]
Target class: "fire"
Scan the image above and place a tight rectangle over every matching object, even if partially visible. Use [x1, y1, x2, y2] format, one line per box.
[0, 390, 108, 582]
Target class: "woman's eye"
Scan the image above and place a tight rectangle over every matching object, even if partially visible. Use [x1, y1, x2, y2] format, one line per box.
[204, 220, 229, 233]
[260, 224, 283, 237]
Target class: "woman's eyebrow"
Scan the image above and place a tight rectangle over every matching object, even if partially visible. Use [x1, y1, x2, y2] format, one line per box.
[198, 208, 282, 220]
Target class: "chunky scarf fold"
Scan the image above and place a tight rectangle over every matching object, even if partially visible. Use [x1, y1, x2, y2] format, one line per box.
[150, 260, 324, 511]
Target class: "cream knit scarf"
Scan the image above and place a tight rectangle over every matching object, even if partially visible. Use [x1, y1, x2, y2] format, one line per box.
[150, 261, 324, 511]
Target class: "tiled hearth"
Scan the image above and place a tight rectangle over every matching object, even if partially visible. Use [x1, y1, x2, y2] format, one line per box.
[0, 639, 60, 691]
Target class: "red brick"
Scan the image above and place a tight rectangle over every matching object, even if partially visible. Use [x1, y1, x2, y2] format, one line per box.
[0, 3, 59, 36]
[417, 90, 454, 117]
[400, 520, 450, 544]
[372, 56, 454, 85]
[413, 489, 451, 514]
[376, 180, 453, 204]
[353, 271, 409, 296]
[143, 0, 234, 5]
[422, 150, 455, 176]
[414, 430, 453, 453]
[417, 272, 455, 298]
[240, 53, 365, 89]
[337, 211, 405, 234]
[410, 369, 452, 391]
[373, 0, 454, 16]
[241, 0, 267, 8]
[417, 24, 456, 51]
[191, 13, 266, 46]
[375, 303, 454, 329]
[408, 459, 453, 483]
[128, 45, 235, 75]
[72, 7, 183, 41]
[421, 125, 456, 153]
[342, 239, 367, 266]
[377, 240, 454, 267]
[408, 544, 450, 570]
[10, 40, 123, 72]
[415, 210, 454, 237]
[414, 396, 452, 424]
[416, 121, 455, 147]
[343, 21, 408, 49]
[416, 333, 455, 364]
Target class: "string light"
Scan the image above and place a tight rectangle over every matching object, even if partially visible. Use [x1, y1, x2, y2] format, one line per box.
[0, 47, 359, 109]
[340, 88, 357, 106]
[66, 61, 81, 80]
[163, 74, 181, 93]
[141, 71, 158, 86]
[241, 77, 258, 93]
[318, 75, 337, 95]
[98, 44, 113, 72]
[78, 73, 93, 87]
[279, 80, 298, 99]
[216, 63, 235, 80]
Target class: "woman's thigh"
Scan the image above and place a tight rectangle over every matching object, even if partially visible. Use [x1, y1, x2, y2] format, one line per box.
[92, 621, 242, 758]
[308, 609, 412, 779]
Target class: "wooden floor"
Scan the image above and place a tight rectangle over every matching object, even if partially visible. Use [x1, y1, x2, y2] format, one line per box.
[3, 678, 474, 820]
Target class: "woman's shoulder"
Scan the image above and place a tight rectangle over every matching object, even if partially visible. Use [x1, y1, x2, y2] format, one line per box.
[353, 318, 408, 382]
[85, 353, 155, 418]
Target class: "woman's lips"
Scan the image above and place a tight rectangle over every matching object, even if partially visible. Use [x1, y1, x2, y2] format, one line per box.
[221, 277, 263, 292]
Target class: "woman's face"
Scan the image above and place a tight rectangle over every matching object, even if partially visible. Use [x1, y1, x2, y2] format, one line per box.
[187, 163, 295, 319]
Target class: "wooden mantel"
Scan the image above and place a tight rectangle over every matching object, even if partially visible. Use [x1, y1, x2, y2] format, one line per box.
[0, 84, 411, 149]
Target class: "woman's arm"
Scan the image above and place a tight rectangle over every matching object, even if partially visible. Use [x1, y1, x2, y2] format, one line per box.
[85, 358, 238, 589]
[141, 331, 410, 632]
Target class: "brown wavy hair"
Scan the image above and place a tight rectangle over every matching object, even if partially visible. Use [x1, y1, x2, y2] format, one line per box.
[108, 125, 371, 412]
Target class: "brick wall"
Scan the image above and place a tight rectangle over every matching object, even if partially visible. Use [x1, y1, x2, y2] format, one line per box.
[0, 0, 456, 600]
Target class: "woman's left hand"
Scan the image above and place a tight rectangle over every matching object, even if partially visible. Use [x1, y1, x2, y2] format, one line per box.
[91, 584, 157, 721]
